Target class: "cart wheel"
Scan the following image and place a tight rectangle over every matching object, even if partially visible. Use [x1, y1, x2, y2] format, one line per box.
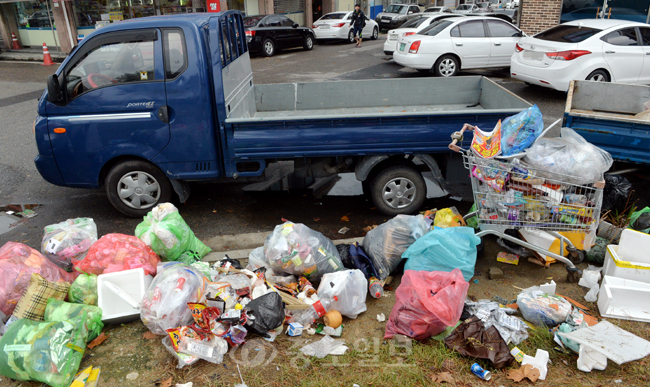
[566, 266, 582, 283]
[566, 246, 585, 264]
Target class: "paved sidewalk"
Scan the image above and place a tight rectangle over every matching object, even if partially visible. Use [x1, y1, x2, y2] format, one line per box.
[0, 47, 66, 62]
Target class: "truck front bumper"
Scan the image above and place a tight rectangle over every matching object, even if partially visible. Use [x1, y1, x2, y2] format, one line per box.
[34, 154, 65, 186]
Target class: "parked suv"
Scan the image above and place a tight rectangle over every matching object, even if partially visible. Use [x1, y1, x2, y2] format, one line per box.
[375, 4, 421, 30]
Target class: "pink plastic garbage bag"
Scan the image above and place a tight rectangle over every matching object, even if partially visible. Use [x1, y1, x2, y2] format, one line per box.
[73, 233, 160, 276]
[384, 269, 468, 340]
[0, 242, 77, 318]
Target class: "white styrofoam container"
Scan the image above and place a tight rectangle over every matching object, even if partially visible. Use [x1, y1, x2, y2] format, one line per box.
[603, 245, 650, 284]
[598, 275, 650, 323]
[97, 268, 153, 324]
[617, 229, 650, 264]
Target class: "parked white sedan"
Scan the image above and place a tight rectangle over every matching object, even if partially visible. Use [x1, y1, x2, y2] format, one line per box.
[313, 11, 379, 43]
[383, 14, 462, 55]
[393, 16, 524, 76]
[511, 19, 650, 92]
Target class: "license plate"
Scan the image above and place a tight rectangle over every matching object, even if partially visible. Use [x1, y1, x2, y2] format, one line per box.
[320, 25, 330, 29]
[523, 51, 544, 61]
[400, 43, 406, 51]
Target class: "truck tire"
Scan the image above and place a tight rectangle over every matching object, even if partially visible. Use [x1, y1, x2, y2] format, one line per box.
[370, 165, 426, 216]
[262, 39, 275, 57]
[303, 34, 314, 50]
[105, 160, 172, 218]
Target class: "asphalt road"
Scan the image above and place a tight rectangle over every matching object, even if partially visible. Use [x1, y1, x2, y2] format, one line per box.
[0, 36, 569, 247]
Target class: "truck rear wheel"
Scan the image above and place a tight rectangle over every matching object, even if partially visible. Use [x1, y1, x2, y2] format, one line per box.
[370, 165, 426, 216]
[105, 160, 172, 218]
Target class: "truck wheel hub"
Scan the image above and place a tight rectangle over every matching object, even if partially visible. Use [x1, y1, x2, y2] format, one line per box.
[382, 178, 416, 209]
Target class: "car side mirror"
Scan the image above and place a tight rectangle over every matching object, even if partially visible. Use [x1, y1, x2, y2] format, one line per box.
[47, 74, 63, 104]
[408, 11, 413, 14]
[292, 23, 299, 28]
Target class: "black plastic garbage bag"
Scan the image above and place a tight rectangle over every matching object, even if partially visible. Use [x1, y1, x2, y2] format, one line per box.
[444, 316, 515, 369]
[336, 244, 356, 270]
[244, 292, 285, 338]
[603, 175, 632, 213]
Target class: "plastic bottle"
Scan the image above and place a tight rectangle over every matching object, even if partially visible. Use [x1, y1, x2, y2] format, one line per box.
[294, 296, 337, 326]
[369, 276, 383, 299]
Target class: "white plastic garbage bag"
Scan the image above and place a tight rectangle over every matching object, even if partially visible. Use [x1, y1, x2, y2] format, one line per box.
[317, 270, 368, 319]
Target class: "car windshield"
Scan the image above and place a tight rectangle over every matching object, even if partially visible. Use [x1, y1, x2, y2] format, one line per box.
[418, 19, 453, 36]
[401, 17, 428, 28]
[320, 13, 347, 20]
[425, 7, 441, 12]
[457, 5, 471, 10]
[534, 25, 602, 43]
[243, 16, 264, 27]
[385, 4, 407, 13]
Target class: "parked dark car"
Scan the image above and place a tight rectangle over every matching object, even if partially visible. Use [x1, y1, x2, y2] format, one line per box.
[244, 15, 315, 57]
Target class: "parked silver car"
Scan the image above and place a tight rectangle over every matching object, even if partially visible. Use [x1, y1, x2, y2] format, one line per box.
[454, 4, 480, 13]
[375, 4, 422, 30]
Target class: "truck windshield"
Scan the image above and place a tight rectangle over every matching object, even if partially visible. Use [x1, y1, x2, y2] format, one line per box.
[243, 16, 264, 27]
[418, 19, 452, 36]
[534, 25, 602, 43]
[385, 5, 407, 13]
[320, 13, 347, 20]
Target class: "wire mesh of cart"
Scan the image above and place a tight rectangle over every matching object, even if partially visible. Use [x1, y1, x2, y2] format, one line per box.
[449, 119, 605, 282]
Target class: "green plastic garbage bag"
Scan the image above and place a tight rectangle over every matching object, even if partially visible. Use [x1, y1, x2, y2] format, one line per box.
[466, 204, 479, 230]
[585, 237, 608, 265]
[403, 227, 481, 282]
[628, 207, 650, 234]
[44, 299, 103, 342]
[135, 203, 211, 264]
[68, 273, 98, 305]
[0, 314, 89, 387]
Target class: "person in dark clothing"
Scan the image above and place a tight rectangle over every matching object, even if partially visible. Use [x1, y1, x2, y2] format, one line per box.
[350, 4, 366, 48]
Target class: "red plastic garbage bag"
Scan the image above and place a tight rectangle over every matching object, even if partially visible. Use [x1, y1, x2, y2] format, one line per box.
[73, 234, 160, 276]
[384, 269, 468, 340]
[0, 242, 77, 317]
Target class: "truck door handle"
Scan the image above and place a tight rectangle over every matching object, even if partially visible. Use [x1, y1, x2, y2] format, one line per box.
[494, 42, 501, 46]
[456, 43, 463, 46]
[158, 105, 169, 124]
[605, 50, 615, 54]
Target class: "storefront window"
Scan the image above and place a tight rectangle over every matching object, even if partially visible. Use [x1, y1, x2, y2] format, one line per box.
[159, 0, 195, 15]
[561, 0, 649, 24]
[15, 1, 52, 28]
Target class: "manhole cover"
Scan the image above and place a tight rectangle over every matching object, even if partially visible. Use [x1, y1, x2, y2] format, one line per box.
[374, 73, 400, 78]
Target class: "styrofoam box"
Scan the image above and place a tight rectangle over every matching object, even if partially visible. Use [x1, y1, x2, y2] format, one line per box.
[598, 275, 650, 323]
[98, 268, 153, 324]
[603, 245, 650, 284]
[617, 229, 650, 264]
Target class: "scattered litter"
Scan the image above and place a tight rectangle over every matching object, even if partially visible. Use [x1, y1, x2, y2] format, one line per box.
[155, 376, 172, 387]
[473, 279, 479, 284]
[464, 300, 528, 345]
[306, 328, 316, 335]
[470, 363, 491, 381]
[324, 310, 343, 328]
[376, 313, 385, 322]
[300, 335, 348, 358]
[598, 276, 650, 323]
[497, 252, 519, 265]
[578, 266, 602, 302]
[233, 364, 248, 387]
[338, 227, 350, 234]
[507, 364, 540, 383]
[17, 209, 36, 218]
[126, 371, 139, 380]
[176, 383, 193, 387]
[521, 349, 549, 380]
[287, 323, 303, 336]
[517, 288, 571, 326]
[511, 347, 525, 362]
[444, 316, 515, 369]
[539, 280, 556, 295]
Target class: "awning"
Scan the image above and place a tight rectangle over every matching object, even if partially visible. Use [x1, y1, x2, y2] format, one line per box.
[0, 0, 34, 3]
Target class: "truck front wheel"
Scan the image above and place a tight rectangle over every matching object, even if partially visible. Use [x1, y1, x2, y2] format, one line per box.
[370, 165, 426, 216]
[105, 160, 172, 217]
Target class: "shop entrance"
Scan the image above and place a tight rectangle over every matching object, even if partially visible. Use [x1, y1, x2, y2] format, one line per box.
[313, 0, 322, 21]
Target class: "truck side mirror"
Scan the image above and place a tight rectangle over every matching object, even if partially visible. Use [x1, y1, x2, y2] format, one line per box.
[47, 74, 63, 104]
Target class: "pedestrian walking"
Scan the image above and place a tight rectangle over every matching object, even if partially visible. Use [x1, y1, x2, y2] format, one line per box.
[350, 4, 366, 48]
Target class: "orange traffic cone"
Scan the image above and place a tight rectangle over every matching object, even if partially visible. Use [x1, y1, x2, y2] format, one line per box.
[11, 32, 21, 50]
[41, 43, 54, 66]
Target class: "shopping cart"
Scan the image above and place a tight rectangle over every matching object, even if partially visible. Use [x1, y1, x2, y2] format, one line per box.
[449, 120, 605, 282]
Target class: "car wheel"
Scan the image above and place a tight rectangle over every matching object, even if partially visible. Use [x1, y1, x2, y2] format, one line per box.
[348, 30, 355, 44]
[370, 165, 426, 216]
[105, 160, 172, 217]
[262, 38, 275, 57]
[303, 34, 314, 50]
[586, 69, 609, 83]
[434, 55, 459, 77]
[371, 27, 379, 40]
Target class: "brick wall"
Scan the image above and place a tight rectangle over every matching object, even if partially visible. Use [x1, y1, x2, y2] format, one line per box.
[519, 0, 563, 36]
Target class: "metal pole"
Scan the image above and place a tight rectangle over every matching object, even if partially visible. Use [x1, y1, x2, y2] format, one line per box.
[44, 0, 61, 55]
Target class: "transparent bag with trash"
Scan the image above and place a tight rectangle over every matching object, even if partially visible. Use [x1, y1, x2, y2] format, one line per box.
[44, 299, 104, 342]
[162, 336, 200, 368]
[524, 127, 613, 184]
[41, 218, 97, 272]
[385, 269, 468, 340]
[264, 221, 344, 282]
[317, 269, 368, 319]
[362, 215, 429, 280]
[68, 273, 98, 305]
[517, 287, 572, 327]
[140, 262, 207, 335]
[500, 105, 544, 156]
[135, 203, 211, 264]
[177, 335, 228, 364]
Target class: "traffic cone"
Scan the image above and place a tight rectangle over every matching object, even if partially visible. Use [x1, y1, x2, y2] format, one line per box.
[41, 43, 54, 66]
[11, 32, 21, 50]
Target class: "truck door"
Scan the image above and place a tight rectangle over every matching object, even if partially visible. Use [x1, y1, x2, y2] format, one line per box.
[46, 29, 169, 186]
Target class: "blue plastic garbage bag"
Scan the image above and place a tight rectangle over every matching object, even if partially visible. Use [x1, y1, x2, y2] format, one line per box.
[501, 105, 543, 156]
[403, 227, 481, 282]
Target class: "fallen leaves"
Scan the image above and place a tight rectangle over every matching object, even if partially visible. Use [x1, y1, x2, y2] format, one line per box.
[508, 364, 540, 383]
[363, 225, 378, 233]
[87, 332, 109, 349]
[430, 371, 454, 383]
[441, 358, 458, 372]
[154, 376, 173, 387]
[340, 215, 350, 222]
[142, 331, 158, 340]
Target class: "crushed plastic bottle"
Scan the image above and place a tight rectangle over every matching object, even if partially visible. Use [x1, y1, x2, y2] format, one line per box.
[369, 276, 383, 299]
[294, 297, 337, 326]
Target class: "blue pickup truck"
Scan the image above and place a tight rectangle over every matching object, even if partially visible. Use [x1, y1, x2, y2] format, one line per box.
[36, 11, 530, 217]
